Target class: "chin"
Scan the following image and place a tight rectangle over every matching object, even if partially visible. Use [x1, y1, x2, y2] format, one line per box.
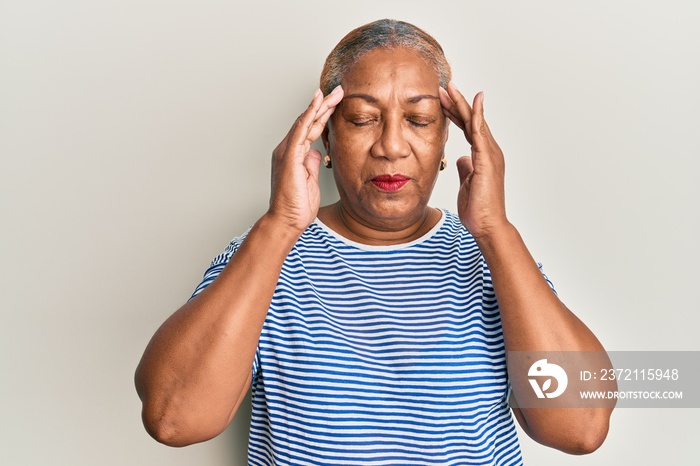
[361, 197, 427, 223]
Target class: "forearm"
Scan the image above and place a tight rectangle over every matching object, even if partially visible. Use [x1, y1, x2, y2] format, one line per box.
[476, 223, 602, 352]
[476, 223, 613, 453]
[135, 213, 300, 446]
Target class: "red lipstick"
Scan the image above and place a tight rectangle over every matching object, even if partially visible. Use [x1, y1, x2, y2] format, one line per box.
[370, 174, 410, 192]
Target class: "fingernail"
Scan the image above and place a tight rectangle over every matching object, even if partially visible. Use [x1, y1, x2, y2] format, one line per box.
[331, 85, 343, 94]
[313, 89, 322, 99]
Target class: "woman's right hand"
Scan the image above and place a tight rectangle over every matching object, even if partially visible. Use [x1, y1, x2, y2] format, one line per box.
[136, 86, 344, 447]
[267, 86, 344, 233]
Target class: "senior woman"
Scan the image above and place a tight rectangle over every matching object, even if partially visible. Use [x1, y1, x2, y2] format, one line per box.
[136, 19, 613, 465]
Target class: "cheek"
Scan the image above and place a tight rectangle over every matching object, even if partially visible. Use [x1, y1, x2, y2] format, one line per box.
[331, 123, 373, 152]
[328, 131, 364, 188]
[413, 127, 447, 159]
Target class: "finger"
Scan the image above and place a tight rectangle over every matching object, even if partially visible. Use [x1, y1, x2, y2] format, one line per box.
[470, 92, 494, 151]
[307, 86, 344, 141]
[272, 133, 290, 161]
[320, 85, 344, 113]
[274, 87, 329, 166]
[293, 89, 323, 140]
[310, 85, 343, 130]
[446, 82, 474, 144]
[439, 87, 468, 134]
[441, 106, 467, 134]
[282, 89, 326, 159]
[438, 87, 461, 123]
[306, 105, 335, 142]
[456, 155, 474, 185]
[291, 86, 343, 149]
[439, 88, 465, 128]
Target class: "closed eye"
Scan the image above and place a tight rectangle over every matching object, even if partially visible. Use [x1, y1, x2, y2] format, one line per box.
[408, 120, 429, 127]
[351, 118, 377, 127]
[407, 116, 436, 127]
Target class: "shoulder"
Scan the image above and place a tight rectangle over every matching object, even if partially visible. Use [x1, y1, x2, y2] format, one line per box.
[441, 209, 467, 233]
[213, 227, 253, 264]
[432, 209, 476, 245]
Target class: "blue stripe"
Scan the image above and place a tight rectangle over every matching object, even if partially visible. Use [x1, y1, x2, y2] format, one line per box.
[190, 210, 551, 465]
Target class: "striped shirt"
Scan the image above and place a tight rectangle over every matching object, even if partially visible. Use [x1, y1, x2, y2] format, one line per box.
[192, 210, 552, 465]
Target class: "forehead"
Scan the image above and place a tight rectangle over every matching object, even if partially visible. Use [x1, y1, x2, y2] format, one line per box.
[341, 47, 440, 96]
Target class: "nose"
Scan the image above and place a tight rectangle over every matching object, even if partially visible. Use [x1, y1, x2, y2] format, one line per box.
[371, 116, 411, 161]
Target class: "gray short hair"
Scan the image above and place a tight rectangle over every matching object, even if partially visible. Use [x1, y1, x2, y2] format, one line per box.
[320, 19, 451, 96]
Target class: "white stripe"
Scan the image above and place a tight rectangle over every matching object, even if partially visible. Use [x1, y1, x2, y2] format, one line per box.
[192, 211, 538, 465]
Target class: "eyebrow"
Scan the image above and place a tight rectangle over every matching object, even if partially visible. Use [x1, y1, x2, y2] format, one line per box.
[407, 94, 439, 104]
[344, 93, 439, 104]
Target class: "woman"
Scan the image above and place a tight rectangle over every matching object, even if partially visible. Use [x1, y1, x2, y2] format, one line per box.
[135, 19, 613, 465]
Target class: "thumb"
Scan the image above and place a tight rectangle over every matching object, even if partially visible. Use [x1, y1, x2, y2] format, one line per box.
[303, 148, 322, 182]
[456, 155, 474, 185]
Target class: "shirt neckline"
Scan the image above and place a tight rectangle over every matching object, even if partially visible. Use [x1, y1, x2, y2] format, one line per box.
[313, 208, 446, 252]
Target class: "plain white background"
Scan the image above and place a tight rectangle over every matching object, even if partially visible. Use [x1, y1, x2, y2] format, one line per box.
[2, 1, 698, 464]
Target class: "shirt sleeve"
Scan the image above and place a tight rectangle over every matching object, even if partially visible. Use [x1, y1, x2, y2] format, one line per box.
[189, 229, 251, 300]
[188, 229, 259, 386]
[537, 262, 558, 296]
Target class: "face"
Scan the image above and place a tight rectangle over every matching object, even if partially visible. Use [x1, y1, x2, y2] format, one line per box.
[323, 46, 448, 228]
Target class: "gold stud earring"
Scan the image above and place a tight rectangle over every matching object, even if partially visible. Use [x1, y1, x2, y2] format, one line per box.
[439, 158, 447, 171]
[324, 155, 332, 169]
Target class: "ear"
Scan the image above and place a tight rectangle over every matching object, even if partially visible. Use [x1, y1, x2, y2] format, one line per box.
[322, 123, 331, 154]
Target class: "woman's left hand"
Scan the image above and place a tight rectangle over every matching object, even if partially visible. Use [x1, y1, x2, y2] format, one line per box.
[439, 82, 509, 240]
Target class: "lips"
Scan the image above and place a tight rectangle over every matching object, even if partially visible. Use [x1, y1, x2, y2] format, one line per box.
[370, 174, 411, 192]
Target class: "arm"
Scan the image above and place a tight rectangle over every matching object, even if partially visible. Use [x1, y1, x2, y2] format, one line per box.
[476, 224, 613, 454]
[440, 83, 614, 454]
[134, 86, 344, 447]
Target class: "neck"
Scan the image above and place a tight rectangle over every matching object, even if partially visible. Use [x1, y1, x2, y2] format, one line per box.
[317, 202, 440, 246]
